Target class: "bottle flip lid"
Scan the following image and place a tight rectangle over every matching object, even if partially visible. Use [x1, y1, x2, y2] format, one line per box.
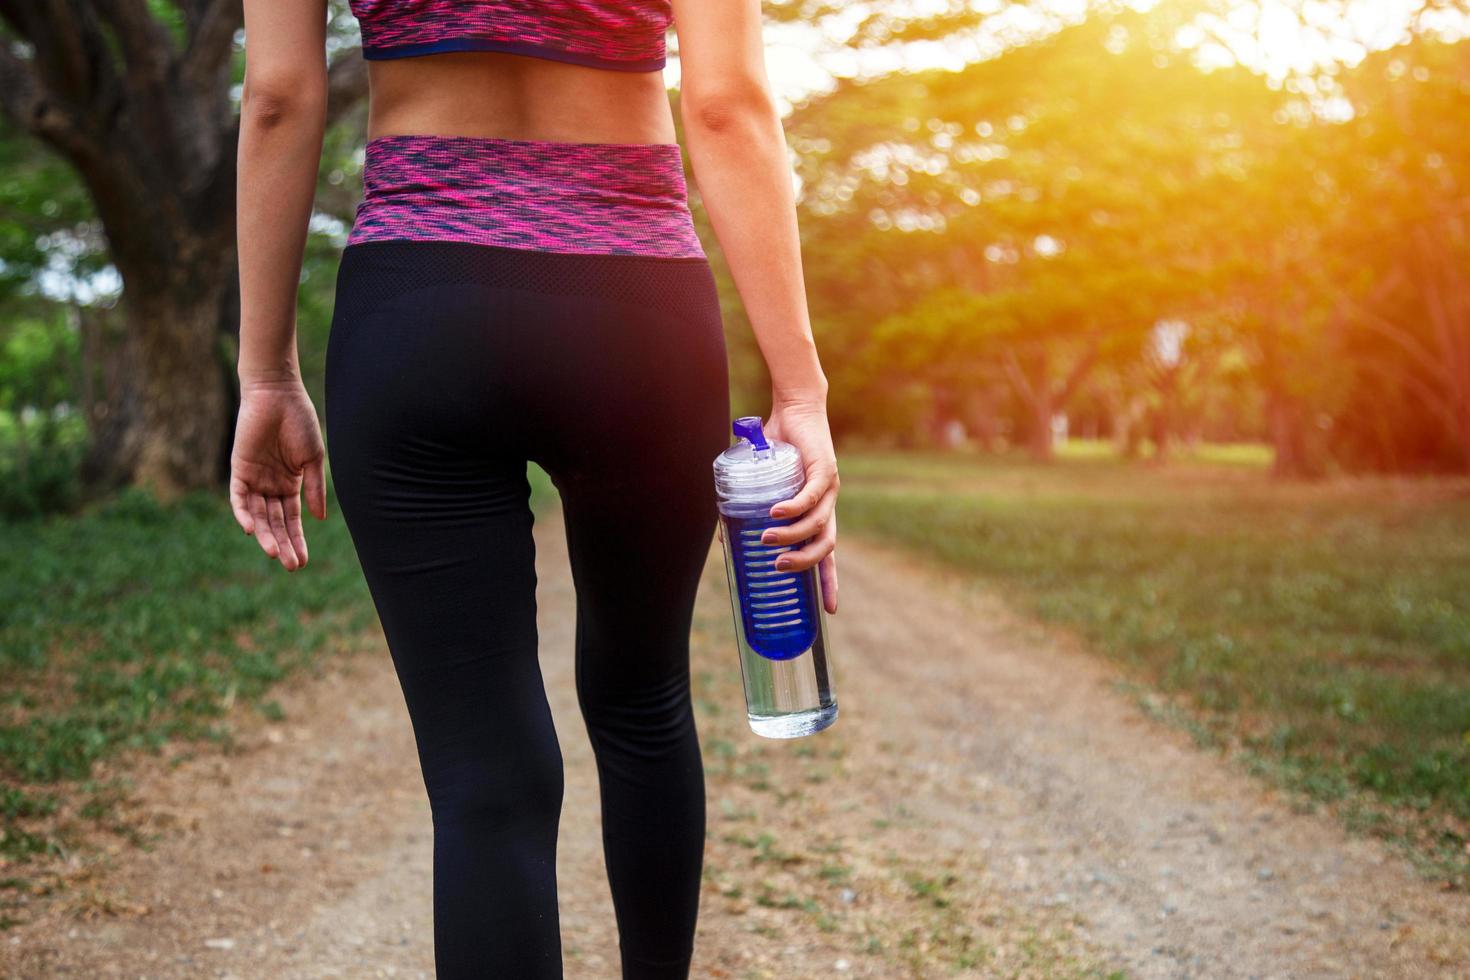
[714, 416, 805, 501]
[732, 416, 770, 452]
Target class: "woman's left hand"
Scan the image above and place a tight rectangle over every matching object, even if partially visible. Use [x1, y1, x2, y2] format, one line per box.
[760, 396, 840, 614]
[229, 376, 328, 571]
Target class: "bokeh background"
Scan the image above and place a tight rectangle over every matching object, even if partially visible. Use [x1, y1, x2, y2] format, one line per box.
[2, 0, 1467, 973]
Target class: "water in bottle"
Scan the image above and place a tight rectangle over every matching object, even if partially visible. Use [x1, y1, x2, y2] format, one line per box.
[713, 416, 838, 738]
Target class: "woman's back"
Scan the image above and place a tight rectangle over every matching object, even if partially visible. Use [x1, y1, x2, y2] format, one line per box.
[351, 0, 678, 144]
[365, 53, 676, 145]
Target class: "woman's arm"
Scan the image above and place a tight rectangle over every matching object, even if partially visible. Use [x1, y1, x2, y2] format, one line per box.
[230, 0, 330, 570]
[671, 0, 840, 612]
[237, 0, 328, 381]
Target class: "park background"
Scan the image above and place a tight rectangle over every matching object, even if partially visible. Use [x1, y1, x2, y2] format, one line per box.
[2, 0, 1468, 975]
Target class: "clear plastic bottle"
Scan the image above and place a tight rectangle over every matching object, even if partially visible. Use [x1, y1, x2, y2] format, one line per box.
[712, 416, 838, 738]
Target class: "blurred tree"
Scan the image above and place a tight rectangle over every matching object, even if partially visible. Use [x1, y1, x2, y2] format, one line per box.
[0, 310, 87, 517]
[0, 1, 367, 499]
[0, 117, 99, 306]
[3, 0, 1465, 486]
[1183, 0, 1470, 473]
[1321, 39, 1470, 471]
[786, 1, 1470, 473]
[789, 10, 1280, 459]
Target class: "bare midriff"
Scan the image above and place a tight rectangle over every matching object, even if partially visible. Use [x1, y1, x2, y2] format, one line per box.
[365, 51, 677, 145]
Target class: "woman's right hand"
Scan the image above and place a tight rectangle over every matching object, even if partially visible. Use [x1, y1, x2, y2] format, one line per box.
[229, 376, 328, 571]
[759, 396, 840, 614]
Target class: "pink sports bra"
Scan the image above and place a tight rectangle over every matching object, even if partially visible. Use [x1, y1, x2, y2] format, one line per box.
[348, 0, 673, 72]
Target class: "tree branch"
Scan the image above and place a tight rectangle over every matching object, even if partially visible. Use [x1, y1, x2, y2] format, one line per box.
[0, 37, 95, 159]
[93, 0, 175, 84]
[326, 48, 369, 127]
[0, 36, 41, 117]
[1397, 364, 1463, 440]
[181, 0, 242, 97]
[1001, 349, 1038, 405]
[1342, 291, 1452, 389]
[1, 0, 107, 105]
[1411, 223, 1469, 395]
[177, 0, 218, 37]
[1058, 337, 1101, 405]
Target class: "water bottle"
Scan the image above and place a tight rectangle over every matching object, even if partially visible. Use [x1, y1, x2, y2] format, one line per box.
[713, 416, 838, 739]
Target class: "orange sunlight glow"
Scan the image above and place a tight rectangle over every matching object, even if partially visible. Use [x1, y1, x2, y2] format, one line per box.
[664, 1, 1469, 109]
[1185, 0, 1465, 77]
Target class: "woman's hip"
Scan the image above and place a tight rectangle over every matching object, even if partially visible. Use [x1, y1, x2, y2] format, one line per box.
[345, 132, 706, 260]
[325, 238, 729, 468]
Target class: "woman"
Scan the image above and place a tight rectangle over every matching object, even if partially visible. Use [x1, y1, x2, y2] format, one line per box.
[229, 0, 839, 976]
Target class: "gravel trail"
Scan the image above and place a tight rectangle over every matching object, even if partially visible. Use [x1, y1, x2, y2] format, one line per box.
[3, 509, 1463, 978]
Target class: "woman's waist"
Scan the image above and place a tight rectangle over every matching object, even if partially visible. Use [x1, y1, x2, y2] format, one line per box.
[364, 55, 677, 146]
[348, 133, 704, 259]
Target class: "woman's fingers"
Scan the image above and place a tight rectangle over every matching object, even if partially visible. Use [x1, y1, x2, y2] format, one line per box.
[267, 496, 299, 570]
[304, 457, 328, 521]
[770, 461, 837, 520]
[774, 505, 837, 573]
[762, 460, 840, 579]
[818, 548, 838, 614]
[229, 479, 255, 536]
[238, 460, 323, 571]
[760, 490, 834, 547]
[283, 491, 309, 569]
[250, 493, 278, 559]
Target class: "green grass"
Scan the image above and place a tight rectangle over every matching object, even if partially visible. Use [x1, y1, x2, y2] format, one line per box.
[0, 483, 378, 877]
[838, 448, 1470, 884]
[1, 486, 371, 771]
[0, 462, 559, 889]
[1055, 438, 1273, 468]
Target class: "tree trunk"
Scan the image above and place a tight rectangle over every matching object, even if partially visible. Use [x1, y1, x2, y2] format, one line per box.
[960, 387, 1002, 452]
[1266, 390, 1325, 479]
[0, 3, 370, 501]
[1116, 399, 1145, 459]
[79, 254, 233, 501]
[1459, 401, 1470, 472]
[1255, 305, 1327, 479]
[1151, 409, 1171, 463]
[1002, 344, 1099, 462]
[1150, 366, 1183, 464]
[1028, 385, 1055, 461]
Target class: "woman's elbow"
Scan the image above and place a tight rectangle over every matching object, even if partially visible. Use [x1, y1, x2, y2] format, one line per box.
[682, 81, 778, 138]
[241, 72, 326, 129]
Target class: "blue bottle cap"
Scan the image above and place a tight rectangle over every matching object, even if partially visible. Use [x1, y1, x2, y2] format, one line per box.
[714, 415, 804, 502]
[732, 416, 769, 451]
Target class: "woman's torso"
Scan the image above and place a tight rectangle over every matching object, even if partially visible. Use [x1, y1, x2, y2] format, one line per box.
[366, 54, 676, 145]
[352, 0, 678, 145]
[343, 0, 700, 259]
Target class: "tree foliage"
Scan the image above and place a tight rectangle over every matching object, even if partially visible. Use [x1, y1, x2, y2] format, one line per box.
[0, 0, 369, 504]
[1, 0, 1467, 505]
[782, 2, 1469, 471]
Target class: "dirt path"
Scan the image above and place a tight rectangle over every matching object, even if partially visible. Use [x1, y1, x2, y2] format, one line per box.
[3, 508, 1465, 978]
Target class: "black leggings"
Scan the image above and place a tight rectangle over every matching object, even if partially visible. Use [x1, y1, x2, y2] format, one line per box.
[323, 241, 730, 978]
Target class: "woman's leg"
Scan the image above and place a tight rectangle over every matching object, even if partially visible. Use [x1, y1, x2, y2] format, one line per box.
[529, 255, 731, 978]
[326, 239, 729, 978]
[324, 244, 565, 979]
[556, 471, 721, 979]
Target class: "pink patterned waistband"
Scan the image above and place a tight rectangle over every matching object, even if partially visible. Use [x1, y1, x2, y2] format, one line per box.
[346, 134, 706, 260]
